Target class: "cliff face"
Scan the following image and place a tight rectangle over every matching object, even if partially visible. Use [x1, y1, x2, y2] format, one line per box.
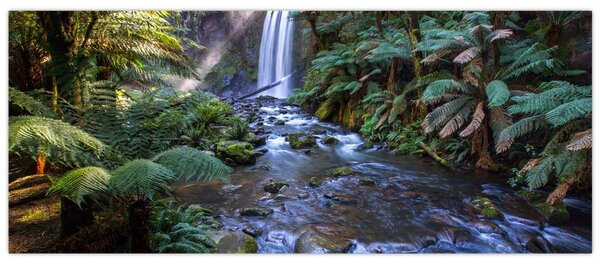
[172, 11, 266, 96]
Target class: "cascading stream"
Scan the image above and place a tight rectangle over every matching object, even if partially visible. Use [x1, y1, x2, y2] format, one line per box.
[257, 11, 295, 98]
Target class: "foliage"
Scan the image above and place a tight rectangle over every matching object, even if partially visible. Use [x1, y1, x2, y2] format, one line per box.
[149, 200, 218, 253]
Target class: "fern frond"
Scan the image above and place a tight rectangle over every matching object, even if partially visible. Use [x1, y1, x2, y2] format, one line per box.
[110, 159, 176, 199]
[152, 146, 231, 183]
[47, 166, 112, 206]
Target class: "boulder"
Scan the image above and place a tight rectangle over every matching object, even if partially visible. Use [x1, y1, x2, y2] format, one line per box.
[360, 140, 374, 149]
[307, 176, 327, 187]
[216, 141, 257, 165]
[264, 181, 289, 194]
[275, 119, 285, 125]
[332, 166, 354, 176]
[293, 224, 355, 253]
[288, 132, 317, 149]
[536, 202, 570, 225]
[239, 207, 274, 217]
[217, 232, 258, 253]
[321, 136, 340, 145]
[246, 134, 266, 147]
[470, 197, 504, 220]
[242, 227, 264, 238]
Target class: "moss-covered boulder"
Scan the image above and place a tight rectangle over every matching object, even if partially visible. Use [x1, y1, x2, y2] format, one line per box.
[518, 190, 570, 225]
[264, 181, 288, 194]
[471, 197, 504, 220]
[217, 232, 258, 253]
[536, 202, 569, 225]
[275, 119, 285, 125]
[288, 132, 317, 149]
[360, 140, 374, 149]
[332, 166, 354, 176]
[321, 136, 340, 145]
[245, 133, 266, 147]
[216, 141, 257, 165]
[239, 207, 274, 217]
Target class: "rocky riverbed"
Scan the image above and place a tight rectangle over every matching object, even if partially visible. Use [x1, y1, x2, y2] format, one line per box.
[174, 96, 592, 253]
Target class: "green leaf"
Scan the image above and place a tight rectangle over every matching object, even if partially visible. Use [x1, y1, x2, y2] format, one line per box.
[486, 80, 510, 108]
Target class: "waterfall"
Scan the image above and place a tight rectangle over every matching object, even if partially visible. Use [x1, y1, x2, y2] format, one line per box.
[257, 11, 294, 98]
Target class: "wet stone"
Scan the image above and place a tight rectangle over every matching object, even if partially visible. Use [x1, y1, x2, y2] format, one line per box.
[239, 207, 274, 217]
[264, 181, 289, 194]
[332, 166, 354, 176]
[242, 226, 264, 238]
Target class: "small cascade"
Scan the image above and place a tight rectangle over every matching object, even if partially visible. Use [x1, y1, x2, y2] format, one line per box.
[257, 11, 295, 98]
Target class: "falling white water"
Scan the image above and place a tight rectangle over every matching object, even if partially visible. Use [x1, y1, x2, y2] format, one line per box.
[257, 11, 295, 98]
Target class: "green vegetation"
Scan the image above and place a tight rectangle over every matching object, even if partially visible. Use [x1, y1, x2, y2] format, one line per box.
[290, 11, 591, 207]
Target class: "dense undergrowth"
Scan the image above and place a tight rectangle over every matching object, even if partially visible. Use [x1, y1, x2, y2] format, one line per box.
[289, 11, 591, 205]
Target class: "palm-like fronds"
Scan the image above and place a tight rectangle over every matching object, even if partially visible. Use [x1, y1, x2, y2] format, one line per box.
[151, 146, 231, 183]
[9, 116, 108, 168]
[109, 159, 176, 200]
[47, 166, 111, 206]
[9, 88, 56, 118]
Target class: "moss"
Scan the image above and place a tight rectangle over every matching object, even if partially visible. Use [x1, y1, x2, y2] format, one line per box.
[16, 201, 60, 223]
[332, 166, 354, 176]
[321, 136, 340, 145]
[240, 234, 258, 253]
[536, 202, 570, 225]
[288, 133, 318, 149]
[471, 197, 504, 220]
[216, 141, 257, 165]
[264, 181, 288, 193]
[359, 178, 375, 186]
[307, 176, 327, 187]
[517, 189, 548, 203]
[362, 140, 374, 149]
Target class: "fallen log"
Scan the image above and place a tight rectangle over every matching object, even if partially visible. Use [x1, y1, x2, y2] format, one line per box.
[9, 182, 51, 207]
[233, 71, 296, 101]
[416, 141, 454, 169]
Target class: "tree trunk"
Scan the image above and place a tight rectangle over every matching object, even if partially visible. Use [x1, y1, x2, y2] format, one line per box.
[387, 57, 398, 92]
[307, 12, 323, 50]
[546, 177, 576, 205]
[375, 12, 384, 33]
[60, 196, 94, 238]
[129, 199, 152, 253]
[405, 11, 426, 118]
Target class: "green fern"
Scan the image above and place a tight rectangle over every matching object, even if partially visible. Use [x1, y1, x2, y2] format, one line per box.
[109, 159, 176, 200]
[151, 146, 231, 183]
[47, 166, 111, 206]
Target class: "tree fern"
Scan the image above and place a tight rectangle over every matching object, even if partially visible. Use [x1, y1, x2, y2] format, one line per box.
[109, 159, 176, 200]
[151, 146, 231, 183]
[47, 166, 112, 206]
[9, 88, 56, 118]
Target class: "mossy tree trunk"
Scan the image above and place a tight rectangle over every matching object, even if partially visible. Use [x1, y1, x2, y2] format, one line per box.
[129, 198, 152, 253]
[404, 11, 426, 118]
[60, 196, 94, 238]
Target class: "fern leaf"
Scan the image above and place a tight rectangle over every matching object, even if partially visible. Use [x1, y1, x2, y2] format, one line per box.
[152, 146, 231, 183]
[544, 98, 592, 127]
[459, 101, 485, 137]
[566, 129, 592, 151]
[47, 166, 111, 206]
[486, 80, 510, 108]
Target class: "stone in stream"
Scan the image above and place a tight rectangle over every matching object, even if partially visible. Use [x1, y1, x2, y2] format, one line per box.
[275, 119, 285, 125]
[358, 140, 374, 149]
[242, 226, 264, 238]
[297, 192, 310, 199]
[304, 149, 312, 155]
[358, 178, 375, 186]
[217, 231, 258, 253]
[239, 207, 274, 217]
[470, 197, 505, 220]
[473, 221, 505, 235]
[321, 136, 340, 145]
[331, 166, 354, 176]
[215, 141, 257, 165]
[307, 176, 327, 187]
[268, 116, 277, 121]
[293, 224, 356, 253]
[323, 193, 357, 205]
[245, 133, 266, 147]
[264, 181, 289, 194]
[525, 235, 556, 253]
[288, 132, 318, 149]
[517, 189, 570, 225]
[311, 129, 327, 135]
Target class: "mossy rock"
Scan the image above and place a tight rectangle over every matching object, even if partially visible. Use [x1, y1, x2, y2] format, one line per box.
[321, 136, 340, 145]
[239, 207, 274, 217]
[361, 140, 374, 149]
[536, 202, 569, 225]
[517, 189, 548, 204]
[217, 232, 258, 253]
[471, 197, 504, 220]
[216, 141, 257, 165]
[307, 176, 328, 187]
[293, 225, 354, 253]
[358, 178, 375, 186]
[288, 132, 317, 149]
[245, 134, 266, 147]
[264, 181, 288, 194]
[332, 166, 354, 176]
[275, 119, 285, 125]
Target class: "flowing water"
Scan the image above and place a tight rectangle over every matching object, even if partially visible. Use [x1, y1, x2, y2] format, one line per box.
[174, 97, 592, 253]
[257, 11, 295, 98]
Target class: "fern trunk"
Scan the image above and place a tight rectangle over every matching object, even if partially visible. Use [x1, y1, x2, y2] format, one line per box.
[129, 199, 151, 253]
[60, 196, 94, 238]
[36, 154, 45, 175]
[546, 177, 576, 205]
